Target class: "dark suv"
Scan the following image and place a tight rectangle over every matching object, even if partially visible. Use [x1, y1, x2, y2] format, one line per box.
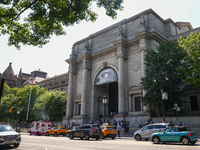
[69, 124, 102, 140]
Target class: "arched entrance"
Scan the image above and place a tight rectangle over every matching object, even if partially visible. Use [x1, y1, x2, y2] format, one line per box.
[95, 68, 118, 118]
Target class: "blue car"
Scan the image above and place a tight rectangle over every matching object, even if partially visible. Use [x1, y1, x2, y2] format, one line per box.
[151, 126, 198, 145]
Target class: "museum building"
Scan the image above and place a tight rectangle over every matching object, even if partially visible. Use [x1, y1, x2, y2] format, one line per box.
[63, 9, 200, 127]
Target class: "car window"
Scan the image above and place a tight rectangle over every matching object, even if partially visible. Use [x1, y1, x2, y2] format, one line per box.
[107, 127, 115, 130]
[0, 125, 13, 132]
[165, 128, 172, 132]
[100, 127, 104, 129]
[143, 126, 150, 130]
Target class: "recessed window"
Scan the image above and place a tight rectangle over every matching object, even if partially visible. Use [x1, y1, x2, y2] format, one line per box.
[190, 96, 199, 111]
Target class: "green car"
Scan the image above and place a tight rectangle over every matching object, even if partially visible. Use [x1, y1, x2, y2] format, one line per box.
[151, 126, 198, 145]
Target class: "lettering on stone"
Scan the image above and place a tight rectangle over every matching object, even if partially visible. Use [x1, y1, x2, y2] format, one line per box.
[132, 60, 141, 72]
[93, 52, 117, 63]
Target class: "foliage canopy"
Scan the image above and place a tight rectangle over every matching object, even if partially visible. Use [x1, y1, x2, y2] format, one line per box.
[141, 41, 187, 113]
[0, 0, 123, 49]
[178, 32, 200, 88]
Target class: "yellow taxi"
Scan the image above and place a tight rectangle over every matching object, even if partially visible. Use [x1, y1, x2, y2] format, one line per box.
[46, 126, 67, 137]
[100, 125, 116, 140]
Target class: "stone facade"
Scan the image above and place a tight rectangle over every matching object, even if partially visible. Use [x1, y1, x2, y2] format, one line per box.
[63, 9, 200, 127]
[38, 73, 68, 92]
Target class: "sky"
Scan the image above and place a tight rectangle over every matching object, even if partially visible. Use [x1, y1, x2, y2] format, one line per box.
[0, 0, 200, 77]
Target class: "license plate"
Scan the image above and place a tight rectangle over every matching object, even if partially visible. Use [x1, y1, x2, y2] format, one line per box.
[8, 141, 13, 144]
[97, 130, 99, 132]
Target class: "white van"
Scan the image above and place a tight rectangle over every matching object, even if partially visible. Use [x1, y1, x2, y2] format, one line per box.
[29, 121, 51, 135]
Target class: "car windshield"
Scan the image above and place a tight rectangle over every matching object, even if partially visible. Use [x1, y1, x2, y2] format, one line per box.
[0, 125, 13, 132]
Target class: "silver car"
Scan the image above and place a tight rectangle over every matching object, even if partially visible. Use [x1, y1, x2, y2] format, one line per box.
[0, 125, 21, 148]
[134, 123, 168, 141]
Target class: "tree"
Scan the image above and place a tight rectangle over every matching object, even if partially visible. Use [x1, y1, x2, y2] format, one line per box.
[178, 32, 200, 88]
[141, 41, 187, 114]
[0, 83, 47, 123]
[0, 0, 123, 49]
[35, 90, 67, 121]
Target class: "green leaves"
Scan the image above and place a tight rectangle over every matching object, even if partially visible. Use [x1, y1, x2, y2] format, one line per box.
[178, 32, 200, 88]
[0, 0, 124, 49]
[0, 83, 66, 122]
[141, 41, 186, 111]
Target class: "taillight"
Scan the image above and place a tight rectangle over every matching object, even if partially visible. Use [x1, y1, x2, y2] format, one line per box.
[91, 129, 96, 131]
[189, 132, 192, 137]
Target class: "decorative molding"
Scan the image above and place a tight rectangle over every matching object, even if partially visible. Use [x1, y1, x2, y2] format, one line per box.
[103, 62, 108, 68]
[132, 60, 141, 72]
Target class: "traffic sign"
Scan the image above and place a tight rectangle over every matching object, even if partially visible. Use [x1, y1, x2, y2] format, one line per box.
[174, 103, 178, 108]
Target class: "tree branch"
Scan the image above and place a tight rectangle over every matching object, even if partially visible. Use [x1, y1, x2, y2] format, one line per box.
[14, 0, 38, 20]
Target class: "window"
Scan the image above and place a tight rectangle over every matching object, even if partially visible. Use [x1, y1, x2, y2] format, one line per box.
[190, 96, 199, 111]
[135, 97, 141, 111]
[78, 104, 81, 115]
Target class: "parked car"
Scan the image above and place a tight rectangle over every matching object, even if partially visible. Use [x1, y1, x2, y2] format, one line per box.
[0, 125, 21, 148]
[151, 126, 198, 145]
[46, 126, 67, 137]
[100, 125, 116, 139]
[134, 123, 169, 141]
[69, 124, 103, 140]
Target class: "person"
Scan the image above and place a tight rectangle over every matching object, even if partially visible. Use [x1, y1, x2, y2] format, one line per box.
[178, 122, 183, 126]
[126, 123, 129, 136]
[15, 127, 20, 133]
[169, 121, 174, 126]
[117, 124, 121, 137]
[150, 119, 154, 124]
[107, 119, 110, 125]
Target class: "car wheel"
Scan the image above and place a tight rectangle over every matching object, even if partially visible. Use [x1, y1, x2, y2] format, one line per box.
[80, 137, 84, 140]
[84, 133, 90, 140]
[13, 143, 20, 148]
[96, 137, 99, 140]
[63, 134, 66, 137]
[54, 132, 58, 137]
[30, 132, 32, 136]
[153, 136, 160, 144]
[46, 132, 49, 136]
[191, 142, 196, 145]
[36, 131, 40, 136]
[135, 134, 141, 141]
[182, 137, 189, 145]
[69, 133, 74, 139]
[111, 137, 115, 140]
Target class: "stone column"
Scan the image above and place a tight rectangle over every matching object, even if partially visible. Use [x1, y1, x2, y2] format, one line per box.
[66, 70, 74, 118]
[81, 59, 90, 117]
[140, 39, 150, 112]
[117, 46, 126, 115]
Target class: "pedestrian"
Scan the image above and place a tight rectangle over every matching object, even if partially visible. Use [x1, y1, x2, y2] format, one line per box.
[178, 122, 183, 126]
[126, 123, 129, 136]
[117, 124, 121, 137]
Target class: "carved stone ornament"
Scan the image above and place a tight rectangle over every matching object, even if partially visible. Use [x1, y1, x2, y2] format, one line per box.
[103, 62, 108, 68]
[132, 60, 141, 71]
[140, 15, 145, 25]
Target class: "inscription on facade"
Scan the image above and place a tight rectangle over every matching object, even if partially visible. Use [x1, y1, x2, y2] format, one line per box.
[93, 52, 117, 63]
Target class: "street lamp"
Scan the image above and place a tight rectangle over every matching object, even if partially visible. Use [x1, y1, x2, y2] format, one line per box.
[17, 109, 20, 124]
[26, 77, 34, 124]
[103, 95, 107, 123]
[153, 75, 168, 122]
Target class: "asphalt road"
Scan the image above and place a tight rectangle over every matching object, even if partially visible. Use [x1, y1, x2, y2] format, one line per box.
[1, 134, 200, 150]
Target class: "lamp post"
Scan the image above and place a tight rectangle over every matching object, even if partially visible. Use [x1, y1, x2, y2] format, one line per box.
[17, 109, 20, 124]
[103, 95, 107, 123]
[26, 77, 34, 124]
[153, 75, 168, 122]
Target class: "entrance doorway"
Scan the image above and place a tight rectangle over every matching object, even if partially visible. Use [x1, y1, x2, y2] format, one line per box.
[108, 82, 118, 115]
